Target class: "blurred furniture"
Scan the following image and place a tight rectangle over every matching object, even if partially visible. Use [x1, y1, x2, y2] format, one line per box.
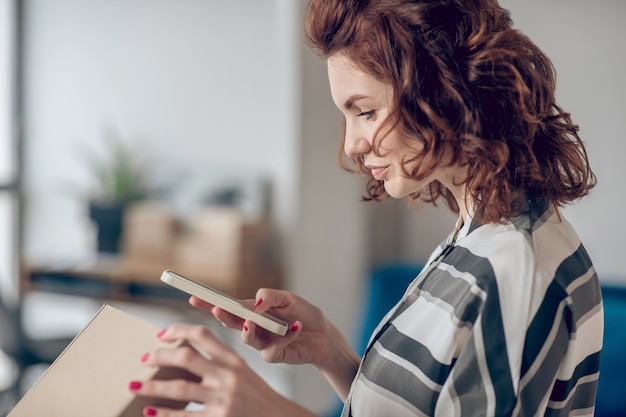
[326, 263, 421, 417]
[24, 202, 282, 303]
[353, 264, 422, 356]
[0, 296, 74, 415]
[595, 285, 626, 417]
[22, 254, 281, 303]
[57, 203, 277, 300]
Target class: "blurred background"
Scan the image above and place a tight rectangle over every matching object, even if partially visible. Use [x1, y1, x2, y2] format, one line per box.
[0, 0, 624, 416]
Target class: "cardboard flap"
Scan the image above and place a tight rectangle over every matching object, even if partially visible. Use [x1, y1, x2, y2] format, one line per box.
[9, 304, 195, 417]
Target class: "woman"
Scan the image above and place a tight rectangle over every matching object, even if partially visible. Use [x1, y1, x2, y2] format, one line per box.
[129, 0, 603, 416]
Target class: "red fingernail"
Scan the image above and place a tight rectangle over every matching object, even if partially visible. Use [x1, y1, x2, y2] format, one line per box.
[290, 322, 299, 332]
[243, 323, 249, 332]
[254, 298, 263, 308]
[144, 407, 157, 416]
[140, 352, 149, 363]
[156, 329, 166, 339]
[129, 381, 142, 390]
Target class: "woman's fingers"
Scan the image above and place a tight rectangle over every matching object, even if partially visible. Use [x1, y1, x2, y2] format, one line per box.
[212, 306, 245, 330]
[190, 295, 255, 311]
[190, 294, 262, 332]
[132, 325, 246, 415]
[130, 322, 299, 416]
[129, 377, 208, 404]
[241, 320, 302, 363]
[157, 324, 243, 369]
[253, 288, 293, 314]
[188, 295, 212, 311]
[131, 378, 238, 417]
[240, 320, 271, 350]
[144, 343, 234, 392]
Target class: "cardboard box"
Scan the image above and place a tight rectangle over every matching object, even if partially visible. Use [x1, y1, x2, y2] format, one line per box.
[173, 208, 276, 284]
[9, 305, 197, 417]
[122, 202, 179, 262]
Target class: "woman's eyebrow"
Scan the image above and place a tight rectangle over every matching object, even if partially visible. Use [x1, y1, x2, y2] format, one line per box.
[344, 94, 369, 110]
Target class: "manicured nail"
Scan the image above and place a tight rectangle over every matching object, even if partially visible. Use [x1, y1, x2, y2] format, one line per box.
[253, 298, 263, 308]
[156, 329, 166, 339]
[290, 322, 299, 332]
[129, 381, 142, 390]
[243, 323, 249, 332]
[211, 307, 216, 315]
[144, 407, 157, 416]
[140, 352, 149, 363]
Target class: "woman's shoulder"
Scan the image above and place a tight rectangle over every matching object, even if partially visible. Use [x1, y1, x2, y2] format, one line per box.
[461, 199, 583, 267]
[457, 218, 535, 271]
[454, 202, 591, 299]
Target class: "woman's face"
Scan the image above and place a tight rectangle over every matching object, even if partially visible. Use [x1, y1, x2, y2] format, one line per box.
[327, 53, 462, 199]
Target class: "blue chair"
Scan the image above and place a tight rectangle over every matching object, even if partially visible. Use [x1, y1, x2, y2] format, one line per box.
[596, 285, 626, 417]
[325, 263, 422, 417]
[353, 264, 423, 356]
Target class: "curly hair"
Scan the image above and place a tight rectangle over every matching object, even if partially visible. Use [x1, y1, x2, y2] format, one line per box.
[305, 0, 596, 223]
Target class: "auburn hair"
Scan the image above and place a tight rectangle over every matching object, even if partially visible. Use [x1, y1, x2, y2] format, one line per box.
[305, 0, 596, 223]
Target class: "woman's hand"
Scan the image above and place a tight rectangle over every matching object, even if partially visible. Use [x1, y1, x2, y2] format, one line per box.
[190, 289, 361, 400]
[128, 323, 314, 417]
[190, 289, 330, 367]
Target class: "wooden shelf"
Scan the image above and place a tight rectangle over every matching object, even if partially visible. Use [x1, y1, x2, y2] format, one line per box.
[22, 255, 282, 302]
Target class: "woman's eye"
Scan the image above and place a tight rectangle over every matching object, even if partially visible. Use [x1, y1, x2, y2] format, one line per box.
[356, 110, 376, 120]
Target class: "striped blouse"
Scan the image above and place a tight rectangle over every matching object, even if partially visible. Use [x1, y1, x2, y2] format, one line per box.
[342, 197, 603, 417]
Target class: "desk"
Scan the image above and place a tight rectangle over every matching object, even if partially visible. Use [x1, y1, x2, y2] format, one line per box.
[22, 256, 282, 303]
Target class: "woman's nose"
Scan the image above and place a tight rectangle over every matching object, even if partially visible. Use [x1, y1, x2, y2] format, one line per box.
[343, 123, 371, 158]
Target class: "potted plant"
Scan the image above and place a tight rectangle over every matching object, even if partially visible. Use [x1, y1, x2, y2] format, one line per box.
[82, 134, 148, 253]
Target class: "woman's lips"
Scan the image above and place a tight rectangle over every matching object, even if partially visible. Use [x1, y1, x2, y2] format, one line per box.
[368, 165, 388, 180]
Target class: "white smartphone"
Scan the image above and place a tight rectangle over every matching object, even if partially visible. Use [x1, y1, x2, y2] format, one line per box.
[160, 270, 289, 336]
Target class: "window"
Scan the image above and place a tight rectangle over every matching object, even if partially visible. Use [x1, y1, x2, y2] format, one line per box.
[0, 0, 19, 306]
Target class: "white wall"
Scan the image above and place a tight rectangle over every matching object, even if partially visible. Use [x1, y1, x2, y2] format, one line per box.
[22, 0, 298, 260]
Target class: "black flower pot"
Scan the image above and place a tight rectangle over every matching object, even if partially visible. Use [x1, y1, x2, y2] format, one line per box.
[88, 202, 125, 253]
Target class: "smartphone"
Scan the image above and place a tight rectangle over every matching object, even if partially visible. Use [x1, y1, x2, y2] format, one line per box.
[160, 270, 289, 336]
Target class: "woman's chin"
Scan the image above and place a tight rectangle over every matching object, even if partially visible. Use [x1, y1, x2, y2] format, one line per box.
[382, 182, 409, 199]
[383, 178, 424, 199]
